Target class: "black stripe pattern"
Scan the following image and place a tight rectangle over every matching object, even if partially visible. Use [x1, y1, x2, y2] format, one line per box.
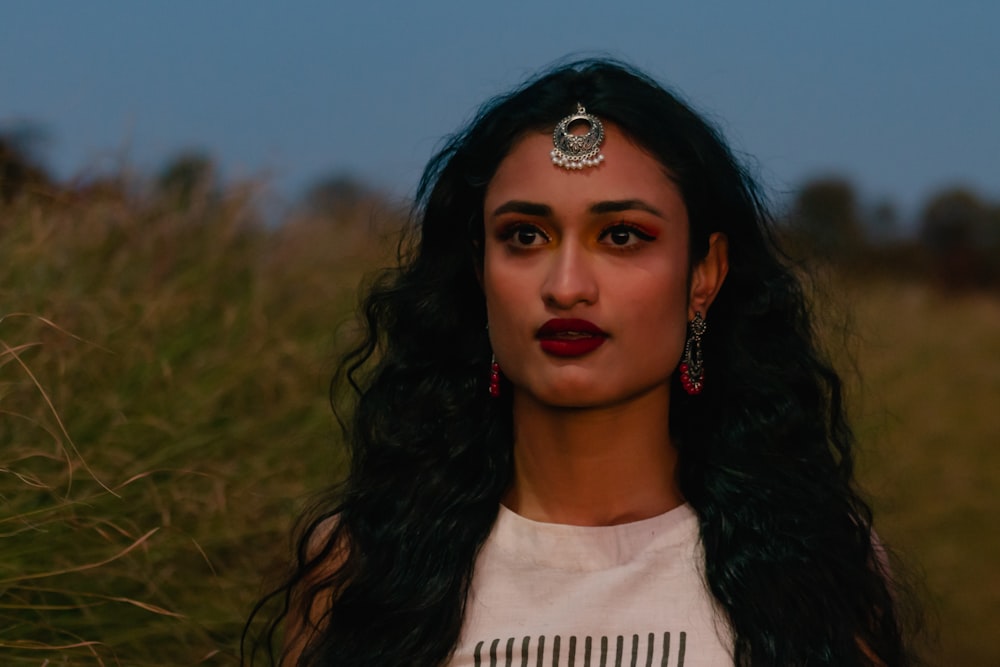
[472, 632, 687, 667]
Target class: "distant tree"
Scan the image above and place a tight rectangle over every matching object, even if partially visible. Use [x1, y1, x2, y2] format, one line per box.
[157, 151, 216, 207]
[985, 206, 1000, 286]
[980, 203, 1000, 250]
[865, 199, 900, 243]
[301, 173, 371, 222]
[0, 124, 53, 203]
[920, 188, 985, 250]
[919, 188, 990, 289]
[786, 177, 865, 257]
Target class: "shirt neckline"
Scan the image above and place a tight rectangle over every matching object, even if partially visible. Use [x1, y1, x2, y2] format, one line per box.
[490, 502, 699, 571]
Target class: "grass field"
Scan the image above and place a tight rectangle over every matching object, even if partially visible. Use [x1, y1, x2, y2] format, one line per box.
[1, 189, 997, 665]
[848, 279, 1000, 665]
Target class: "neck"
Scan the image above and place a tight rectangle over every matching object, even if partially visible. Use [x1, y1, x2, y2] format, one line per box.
[504, 386, 683, 526]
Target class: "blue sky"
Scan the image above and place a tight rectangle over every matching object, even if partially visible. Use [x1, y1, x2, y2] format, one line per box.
[2, 1, 998, 223]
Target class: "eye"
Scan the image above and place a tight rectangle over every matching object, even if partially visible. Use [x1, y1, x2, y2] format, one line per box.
[500, 223, 549, 247]
[599, 223, 657, 247]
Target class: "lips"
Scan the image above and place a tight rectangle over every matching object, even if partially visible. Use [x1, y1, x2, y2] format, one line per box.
[536, 318, 608, 357]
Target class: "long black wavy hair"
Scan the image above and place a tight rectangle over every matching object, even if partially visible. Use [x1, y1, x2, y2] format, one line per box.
[246, 59, 918, 666]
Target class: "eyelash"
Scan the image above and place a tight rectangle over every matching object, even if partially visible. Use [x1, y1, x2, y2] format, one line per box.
[496, 221, 657, 249]
[599, 223, 657, 246]
[497, 223, 549, 247]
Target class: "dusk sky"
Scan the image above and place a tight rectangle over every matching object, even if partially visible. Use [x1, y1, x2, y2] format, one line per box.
[3, 2, 998, 224]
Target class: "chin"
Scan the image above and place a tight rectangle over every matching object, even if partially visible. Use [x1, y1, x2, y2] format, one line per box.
[522, 375, 672, 411]
[527, 385, 631, 411]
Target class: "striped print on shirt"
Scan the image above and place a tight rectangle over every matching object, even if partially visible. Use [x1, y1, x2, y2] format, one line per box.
[472, 632, 687, 667]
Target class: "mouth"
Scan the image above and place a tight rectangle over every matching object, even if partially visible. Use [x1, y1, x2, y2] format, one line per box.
[536, 318, 608, 357]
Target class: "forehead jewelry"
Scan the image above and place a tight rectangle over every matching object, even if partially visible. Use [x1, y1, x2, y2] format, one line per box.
[550, 103, 606, 170]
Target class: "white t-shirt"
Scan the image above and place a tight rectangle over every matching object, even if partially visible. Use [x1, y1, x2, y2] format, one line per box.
[448, 503, 733, 667]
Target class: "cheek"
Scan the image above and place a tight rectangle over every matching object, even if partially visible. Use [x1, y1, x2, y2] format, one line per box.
[482, 255, 531, 348]
[619, 268, 690, 358]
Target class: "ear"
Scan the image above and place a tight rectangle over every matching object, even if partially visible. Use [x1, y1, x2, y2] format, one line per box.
[688, 232, 728, 318]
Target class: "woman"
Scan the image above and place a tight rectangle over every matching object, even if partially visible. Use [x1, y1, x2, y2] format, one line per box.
[248, 59, 916, 666]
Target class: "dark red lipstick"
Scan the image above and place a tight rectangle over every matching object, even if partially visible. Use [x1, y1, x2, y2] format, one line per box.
[536, 318, 608, 357]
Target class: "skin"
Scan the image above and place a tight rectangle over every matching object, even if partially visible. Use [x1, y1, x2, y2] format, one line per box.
[482, 125, 728, 526]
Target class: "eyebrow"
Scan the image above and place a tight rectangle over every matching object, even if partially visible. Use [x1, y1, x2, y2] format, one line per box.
[490, 200, 552, 217]
[589, 199, 665, 218]
[490, 198, 665, 219]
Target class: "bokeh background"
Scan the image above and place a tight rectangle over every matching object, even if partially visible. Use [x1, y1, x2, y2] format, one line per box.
[2, 3, 998, 664]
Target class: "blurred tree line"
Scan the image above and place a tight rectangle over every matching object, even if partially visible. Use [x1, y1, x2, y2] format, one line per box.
[3, 129, 998, 291]
[784, 176, 1000, 290]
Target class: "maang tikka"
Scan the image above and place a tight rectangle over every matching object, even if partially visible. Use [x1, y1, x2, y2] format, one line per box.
[551, 103, 606, 170]
[679, 312, 706, 396]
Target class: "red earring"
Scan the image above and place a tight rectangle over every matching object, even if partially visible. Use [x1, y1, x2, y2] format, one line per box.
[679, 312, 706, 395]
[489, 355, 501, 398]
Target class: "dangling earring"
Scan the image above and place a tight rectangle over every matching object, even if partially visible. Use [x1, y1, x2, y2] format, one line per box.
[486, 321, 501, 398]
[680, 312, 706, 395]
[489, 354, 501, 398]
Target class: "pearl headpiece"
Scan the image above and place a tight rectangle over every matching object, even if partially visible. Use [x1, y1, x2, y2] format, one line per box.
[550, 103, 605, 170]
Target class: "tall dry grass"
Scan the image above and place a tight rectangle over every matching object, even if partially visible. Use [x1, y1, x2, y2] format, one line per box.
[1, 184, 997, 664]
[1, 186, 395, 664]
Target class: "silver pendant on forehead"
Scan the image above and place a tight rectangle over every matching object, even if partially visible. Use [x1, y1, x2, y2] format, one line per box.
[550, 103, 606, 170]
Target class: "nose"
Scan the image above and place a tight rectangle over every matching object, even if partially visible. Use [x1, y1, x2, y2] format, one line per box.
[541, 242, 598, 309]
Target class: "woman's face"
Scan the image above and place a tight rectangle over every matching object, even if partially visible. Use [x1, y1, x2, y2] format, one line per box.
[482, 124, 725, 410]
